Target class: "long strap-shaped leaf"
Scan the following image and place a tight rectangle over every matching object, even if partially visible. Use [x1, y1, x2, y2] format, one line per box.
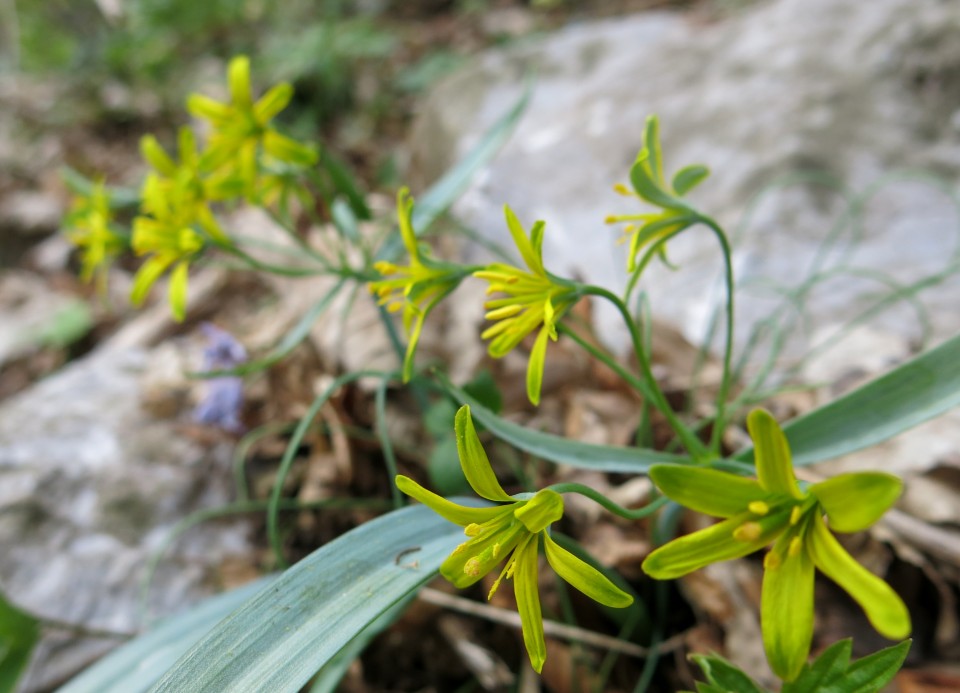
[441, 377, 692, 472]
[57, 578, 273, 693]
[147, 505, 464, 692]
[736, 331, 960, 467]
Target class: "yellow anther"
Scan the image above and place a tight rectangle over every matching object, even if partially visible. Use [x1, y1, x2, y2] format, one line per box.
[487, 579, 502, 601]
[463, 557, 482, 577]
[613, 183, 632, 196]
[790, 505, 802, 526]
[451, 542, 467, 555]
[464, 523, 482, 537]
[764, 550, 782, 570]
[604, 215, 619, 224]
[733, 521, 762, 542]
[748, 501, 770, 516]
[788, 536, 803, 558]
[492, 542, 501, 559]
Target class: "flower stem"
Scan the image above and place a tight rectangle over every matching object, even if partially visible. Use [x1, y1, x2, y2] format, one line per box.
[691, 214, 736, 456]
[579, 285, 709, 460]
[548, 482, 668, 520]
[556, 323, 647, 394]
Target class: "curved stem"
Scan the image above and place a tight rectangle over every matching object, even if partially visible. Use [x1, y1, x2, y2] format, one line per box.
[691, 215, 736, 455]
[556, 323, 647, 395]
[548, 482, 669, 520]
[580, 285, 709, 459]
[267, 369, 394, 568]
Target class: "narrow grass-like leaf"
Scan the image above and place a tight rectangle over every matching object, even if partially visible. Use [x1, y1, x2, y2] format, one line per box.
[148, 504, 470, 693]
[377, 85, 530, 262]
[57, 578, 272, 693]
[440, 376, 691, 472]
[735, 332, 960, 467]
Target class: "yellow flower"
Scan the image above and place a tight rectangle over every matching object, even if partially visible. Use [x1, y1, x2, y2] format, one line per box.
[187, 55, 317, 194]
[397, 406, 632, 673]
[369, 188, 468, 381]
[130, 171, 223, 321]
[473, 206, 577, 405]
[605, 115, 709, 273]
[64, 181, 127, 291]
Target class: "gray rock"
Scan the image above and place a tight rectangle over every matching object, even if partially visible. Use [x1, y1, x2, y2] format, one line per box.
[0, 348, 251, 691]
[411, 0, 960, 377]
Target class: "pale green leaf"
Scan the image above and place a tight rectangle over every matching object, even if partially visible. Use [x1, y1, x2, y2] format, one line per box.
[148, 504, 477, 692]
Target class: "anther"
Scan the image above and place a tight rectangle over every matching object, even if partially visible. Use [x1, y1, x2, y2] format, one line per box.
[788, 536, 803, 558]
[464, 557, 481, 577]
[790, 506, 802, 526]
[733, 521, 762, 541]
[748, 501, 770, 516]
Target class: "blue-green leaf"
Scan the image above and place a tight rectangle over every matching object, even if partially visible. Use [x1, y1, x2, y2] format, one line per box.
[147, 504, 469, 692]
[57, 578, 272, 693]
[439, 376, 691, 473]
[735, 332, 960, 467]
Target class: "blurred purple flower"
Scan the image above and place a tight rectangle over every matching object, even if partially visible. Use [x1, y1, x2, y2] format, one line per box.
[193, 323, 247, 432]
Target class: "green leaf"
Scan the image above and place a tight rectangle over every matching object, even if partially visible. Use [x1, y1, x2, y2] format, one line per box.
[57, 578, 272, 693]
[842, 639, 911, 693]
[439, 375, 692, 473]
[735, 332, 960, 468]
[689, 653, 767, 693]
[319, 148, 370, 220]
[781, 639, 851, 693]
[0, 592, 40, 693]
[427, 435, 469, 496]
[810, 473, 902, 533]
[147, 504, 476, 692]
[671, 164, 710, 196]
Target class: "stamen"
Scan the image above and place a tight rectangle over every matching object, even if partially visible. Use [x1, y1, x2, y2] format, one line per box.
[788, 536, 803, 558]
[464, 523, 482, 537]
[764, 550, 781, 570]
[790, 505, 802, 526]
[733, 521, 762, 541]
[492, 542, 501, 559]
[748, 501, 770, 516]
[464, 557, 482, 577]
[613, 183, 632, 196]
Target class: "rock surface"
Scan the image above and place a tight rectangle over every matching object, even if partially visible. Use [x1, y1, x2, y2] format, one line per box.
[0, 347, 250, 690]
[411, 0, 960, 376]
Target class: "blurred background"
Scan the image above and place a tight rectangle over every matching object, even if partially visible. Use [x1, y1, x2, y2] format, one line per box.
[2, 0, 960, 691]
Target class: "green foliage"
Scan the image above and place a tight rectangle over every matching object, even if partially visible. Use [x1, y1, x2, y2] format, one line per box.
[0, 591, 40, 693]
[689, 639, 911, 693]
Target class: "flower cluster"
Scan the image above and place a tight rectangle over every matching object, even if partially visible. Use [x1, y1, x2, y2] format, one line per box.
[64, 55, 317, 321]
[642, 409, 910, 681]
[606, 115, 710, 273]
[64, 181, 127, 291]
[396, 405, 633, 673]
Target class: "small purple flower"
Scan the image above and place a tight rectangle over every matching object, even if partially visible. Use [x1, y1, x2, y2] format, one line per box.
[193, 323, 247, 432]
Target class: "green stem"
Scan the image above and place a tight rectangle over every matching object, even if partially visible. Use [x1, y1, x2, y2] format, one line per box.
[375, 378, 403, 509]
[692, 214, 736, 456]
[267, 369, 392, 568]
[548, 482, 669, 520]
[557, 323, 647, 395]
[580, 285, 709, 460]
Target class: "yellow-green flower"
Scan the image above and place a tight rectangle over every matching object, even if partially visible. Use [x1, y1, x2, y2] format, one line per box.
[64, 181, 127, 290]
[369, 187, 468, 381]
[187, 55, 317, 193]
[397, 405, 633, 673]
[605, 115, 709, 272]
[140, 126, 244, 207]
[130, 171, 224, 321]
[642, 409, 910, 682]
[473, 206, 578, 405]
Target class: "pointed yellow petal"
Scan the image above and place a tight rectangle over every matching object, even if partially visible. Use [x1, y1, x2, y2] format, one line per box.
[543, 534, 632, 608]
[254, 82, 293, 123]
[807, 515, 911, 640]
[140, 135, 176, 176]
[395, 475, 506, 526]
[167, 260, 190, 322]
[649, 464, 767, 518]
[525, 325, 550, 406]
[503, 205, 544, 275]
[747, 409, 802, 499]
[810, 472, 902, 532]
[513, 536, 546, 673]
[455, 406, 513, 502]
[228, 55, 252, 109]
[762, 532, 815, 682]
[130, 255, 174, 306]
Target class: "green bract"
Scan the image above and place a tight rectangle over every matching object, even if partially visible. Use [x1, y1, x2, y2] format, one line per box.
[473, 206, 578, 405]
[395, 405, 632, 673]
[642, 408, 910, 682]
